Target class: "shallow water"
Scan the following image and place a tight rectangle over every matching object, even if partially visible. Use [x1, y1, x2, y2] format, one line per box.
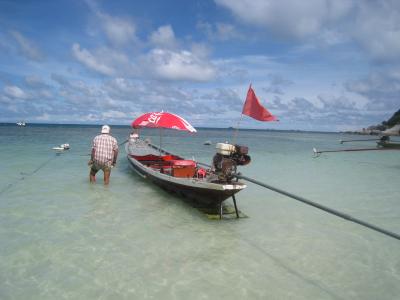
[0, 124, 399, 299]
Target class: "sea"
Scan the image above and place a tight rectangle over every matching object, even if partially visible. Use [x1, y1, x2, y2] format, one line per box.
[0, 123, 399, 299]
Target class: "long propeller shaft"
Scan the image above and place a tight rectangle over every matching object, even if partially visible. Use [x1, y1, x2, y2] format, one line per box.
[235, 174, 400, 241]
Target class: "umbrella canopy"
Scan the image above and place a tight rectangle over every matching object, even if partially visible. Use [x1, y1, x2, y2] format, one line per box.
[131, 112, 197, 133]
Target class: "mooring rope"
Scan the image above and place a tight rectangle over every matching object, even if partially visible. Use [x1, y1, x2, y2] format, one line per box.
[0, 154, 59, 196]
[235, 174, 400, 241]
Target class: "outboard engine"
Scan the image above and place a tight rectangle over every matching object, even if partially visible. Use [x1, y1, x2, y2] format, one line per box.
[212, 143, 251, 182]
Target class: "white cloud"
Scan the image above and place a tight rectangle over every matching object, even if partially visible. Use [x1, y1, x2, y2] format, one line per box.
[104, 78, 141, 101]
[215, 0, 353, 39]
[264, 74, 293, 95]
[197, 21, 242, 41]
[4, 85, 29, 99]
[51, 73, 105, 108]
[10, 30, 43, 61]
[85, 0, 136, 46]
[190, 43, 213, 59]
[345, 70, 400, 110]
[25, 75, 49, 87]
[108, 77, 136, 93]
[102, 110, 127, 119]
[72, 43, 115, 75]
[318, 94, 357, 111]
[149, 25, 177, 48]
[38, 89, 53, 99]
[216, 0, 400, 62]
[352, 1, 400, 62]
[316, 29, 347, 46]
[144, 49, 216, 81]
[215, 23, 241, 40]
[36, 113, 51, 121]
[98, 13, 136, 46]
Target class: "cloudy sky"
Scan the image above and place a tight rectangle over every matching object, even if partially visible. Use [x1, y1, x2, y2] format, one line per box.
[1, 0, 399, 131]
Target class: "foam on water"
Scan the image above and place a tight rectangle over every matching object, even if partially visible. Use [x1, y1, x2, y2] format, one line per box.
[0, 124, 399, 299]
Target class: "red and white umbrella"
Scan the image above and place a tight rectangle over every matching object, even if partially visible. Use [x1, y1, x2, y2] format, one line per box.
[131, 112, 197, 133]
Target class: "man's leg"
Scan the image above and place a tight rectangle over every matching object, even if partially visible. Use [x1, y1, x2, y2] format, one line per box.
[103, 168, 111, 185]
[90, 166, 98, 183]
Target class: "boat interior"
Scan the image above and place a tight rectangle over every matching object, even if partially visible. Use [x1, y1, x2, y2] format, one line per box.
[130, 154, 205, 178]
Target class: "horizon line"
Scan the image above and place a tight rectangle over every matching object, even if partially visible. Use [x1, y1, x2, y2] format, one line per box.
[0, 122, 344, 133]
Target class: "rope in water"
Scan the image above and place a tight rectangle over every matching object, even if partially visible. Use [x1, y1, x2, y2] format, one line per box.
[0, 154, 59, 196]
[235, 174, 400, 241]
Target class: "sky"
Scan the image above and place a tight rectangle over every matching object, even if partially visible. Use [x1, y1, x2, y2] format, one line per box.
[0, 0, 399, 131]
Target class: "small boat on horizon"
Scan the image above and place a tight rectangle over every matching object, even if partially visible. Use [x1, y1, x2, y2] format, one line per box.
[314, 134, 400, 155]
[52, 143, 70, 151]
[16, 121, 26, 126]
[377, 140, 400, 149]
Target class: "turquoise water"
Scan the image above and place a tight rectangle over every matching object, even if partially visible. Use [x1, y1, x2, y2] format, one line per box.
[0, 124, 399, 299]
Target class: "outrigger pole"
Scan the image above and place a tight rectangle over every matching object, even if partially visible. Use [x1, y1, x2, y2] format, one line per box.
[313, 147, 391, 156]
[340, 138, 380, 144]
[234, 173, 400, 241]
[119, 139, 128, 146]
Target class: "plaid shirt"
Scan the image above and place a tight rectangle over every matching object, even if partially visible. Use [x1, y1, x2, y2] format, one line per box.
[92, 134, 118, 166]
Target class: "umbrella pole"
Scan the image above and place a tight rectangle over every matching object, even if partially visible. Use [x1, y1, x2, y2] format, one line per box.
[159, 128, 162, 156]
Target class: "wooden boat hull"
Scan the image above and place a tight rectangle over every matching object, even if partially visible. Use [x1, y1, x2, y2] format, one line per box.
[126, 142, 246, 208]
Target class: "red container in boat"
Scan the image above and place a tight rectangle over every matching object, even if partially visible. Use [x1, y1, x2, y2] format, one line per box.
[171, 160, 196, 178]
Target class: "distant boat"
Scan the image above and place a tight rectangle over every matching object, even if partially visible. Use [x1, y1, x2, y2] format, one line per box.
[52, 143, 70, 151]
[16, 121, 26, 126]
[377, 140, 400, 149]
[203, 140, 211, 145]
[314, 135, 400, 155]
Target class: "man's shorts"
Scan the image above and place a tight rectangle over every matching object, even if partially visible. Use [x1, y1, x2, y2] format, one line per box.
[90, 162, 111, 173]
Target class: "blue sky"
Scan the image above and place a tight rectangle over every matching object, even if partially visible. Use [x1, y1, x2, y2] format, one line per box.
[1, 0, 399, 131]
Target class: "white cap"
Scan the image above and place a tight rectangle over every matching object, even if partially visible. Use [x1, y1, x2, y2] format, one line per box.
[101, 125, 110, 134]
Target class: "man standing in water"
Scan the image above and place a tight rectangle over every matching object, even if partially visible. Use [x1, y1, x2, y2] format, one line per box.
[89, 125, 118, 185]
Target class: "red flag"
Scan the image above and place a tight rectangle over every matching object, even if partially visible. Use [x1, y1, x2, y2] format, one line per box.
[242, 85, 278, 122]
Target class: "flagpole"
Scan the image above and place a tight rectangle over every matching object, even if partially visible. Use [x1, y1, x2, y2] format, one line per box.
[233, 83, 254, 144]
[232, 84, 251, 145]
[232, 113, 244, 145]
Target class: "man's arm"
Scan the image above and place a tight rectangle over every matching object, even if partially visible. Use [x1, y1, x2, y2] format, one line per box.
[88, 148, 95, 165]
[112, 149, 118, 166]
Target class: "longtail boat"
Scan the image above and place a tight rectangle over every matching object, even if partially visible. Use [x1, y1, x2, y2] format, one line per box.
[125, 112, 251, 218]
[314, 134, 400, 156]
[377, 140, 400, 149]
